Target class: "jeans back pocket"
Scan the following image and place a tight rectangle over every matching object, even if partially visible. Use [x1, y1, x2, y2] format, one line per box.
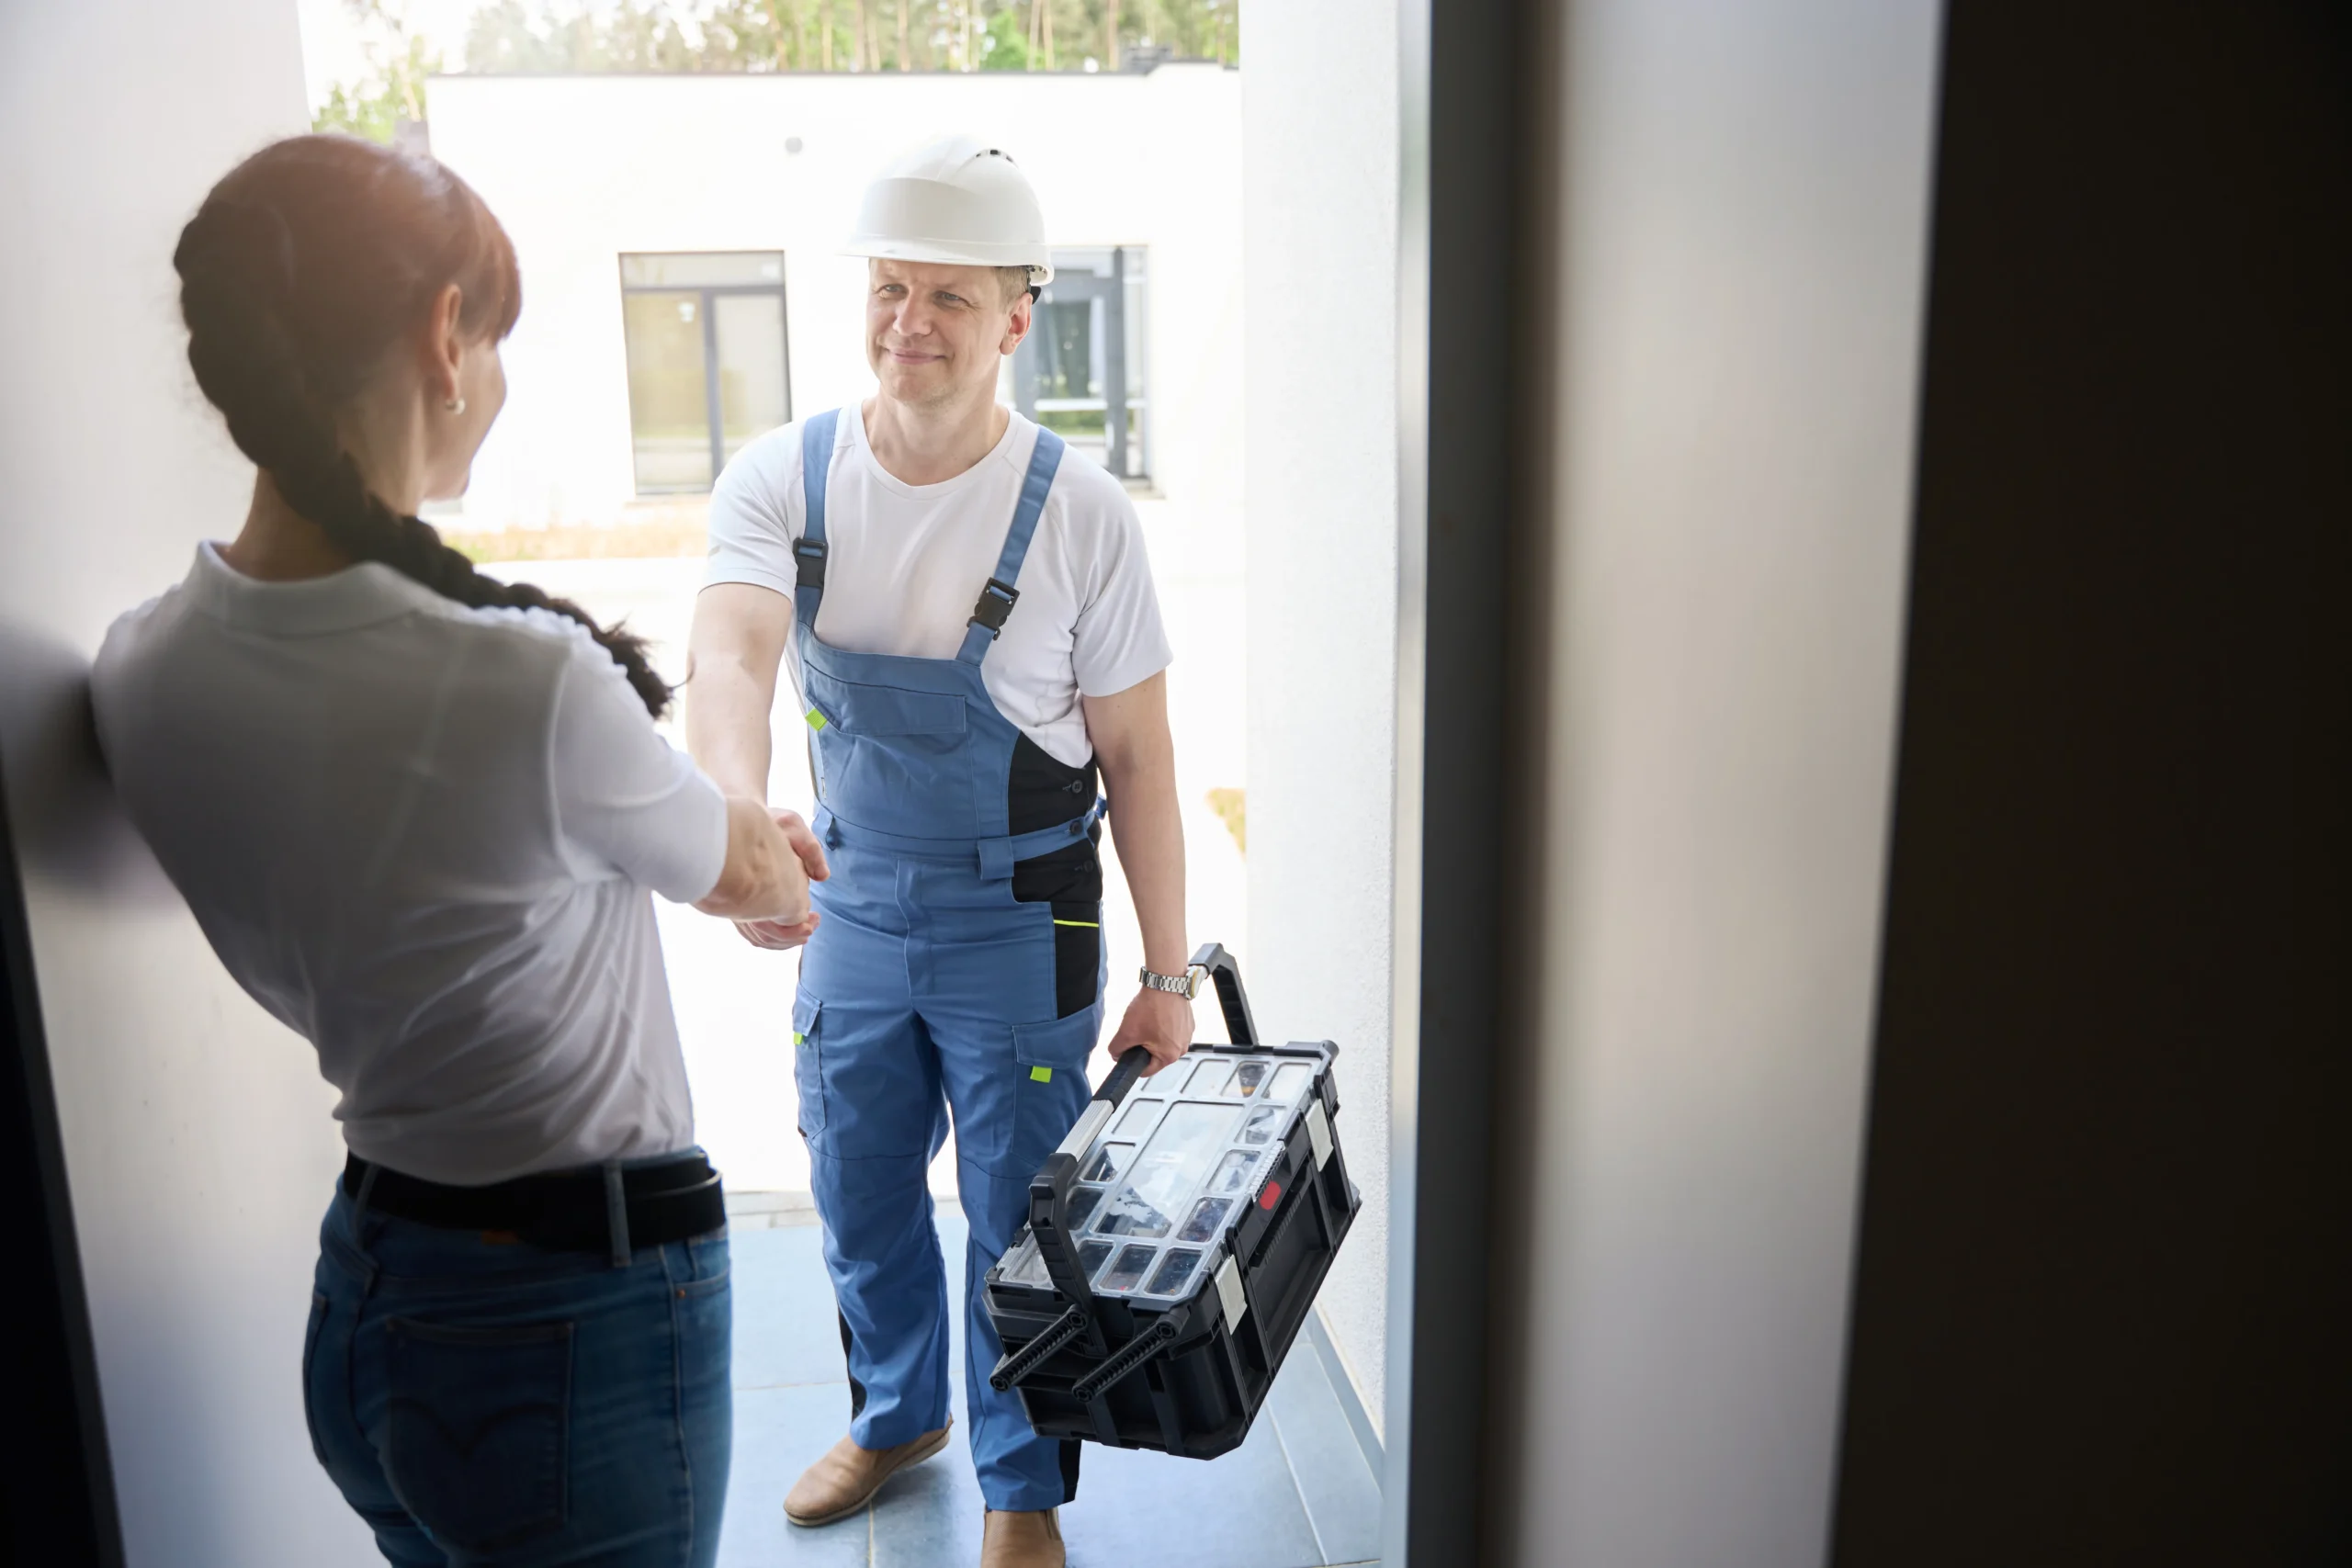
[300, 1290, 332, 1467]
[383, 1316, 573, 1552]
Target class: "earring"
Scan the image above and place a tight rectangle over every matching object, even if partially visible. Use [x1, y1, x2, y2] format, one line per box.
[445, 396, 467, 415]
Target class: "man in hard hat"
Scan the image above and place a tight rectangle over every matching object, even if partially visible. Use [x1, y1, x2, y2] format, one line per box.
[685, 137, 1195, 1567]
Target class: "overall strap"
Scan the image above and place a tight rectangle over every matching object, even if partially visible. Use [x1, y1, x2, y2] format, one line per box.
[794, 409, 841, 636]
[957, 426, 1067, 665]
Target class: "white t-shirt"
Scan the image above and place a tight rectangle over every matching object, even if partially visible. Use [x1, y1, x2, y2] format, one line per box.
[91, 546, 729, 1187]
[705, 406, 1173, 770]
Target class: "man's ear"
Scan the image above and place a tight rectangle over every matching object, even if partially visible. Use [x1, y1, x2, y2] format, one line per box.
[1001, 292, 1034, 356]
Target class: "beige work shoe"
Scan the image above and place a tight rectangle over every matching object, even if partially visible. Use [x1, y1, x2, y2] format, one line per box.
[980, 1507, 1066, 1568]
[782, 1418, 954, 1528]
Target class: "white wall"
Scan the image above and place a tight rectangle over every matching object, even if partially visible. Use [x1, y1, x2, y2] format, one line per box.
[1498, 2, 1942, 1563]
[0, 4, 376, 1564]
[425, 67, 1244, 530]
[1241, 7, 1399, 1429]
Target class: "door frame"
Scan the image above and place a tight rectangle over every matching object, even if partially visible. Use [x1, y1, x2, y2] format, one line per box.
[1386, 0, 1530, 1562]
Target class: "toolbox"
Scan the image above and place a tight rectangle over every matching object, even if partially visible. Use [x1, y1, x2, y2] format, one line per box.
[982, 943, 1361, 1460]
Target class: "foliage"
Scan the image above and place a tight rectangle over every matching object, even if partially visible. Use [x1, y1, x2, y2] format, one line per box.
[1205, 786, 1246, 853]
[311, 5, 442, 141]
[978, 6, 1030, 70]
[315, 0, 1239, 122]
[466, 0, 750, 72]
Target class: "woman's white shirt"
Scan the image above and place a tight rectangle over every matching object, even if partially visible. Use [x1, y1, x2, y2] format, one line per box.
[91, 545, 728, 1186]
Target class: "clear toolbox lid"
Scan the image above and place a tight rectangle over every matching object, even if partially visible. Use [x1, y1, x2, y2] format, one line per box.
[997, 1054, 1323, 1303]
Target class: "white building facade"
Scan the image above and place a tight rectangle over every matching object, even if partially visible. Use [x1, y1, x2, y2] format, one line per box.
[424, 65, 1244, 530]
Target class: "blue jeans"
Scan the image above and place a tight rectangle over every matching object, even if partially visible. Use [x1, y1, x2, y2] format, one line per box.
[303, 1186, 731, 1567]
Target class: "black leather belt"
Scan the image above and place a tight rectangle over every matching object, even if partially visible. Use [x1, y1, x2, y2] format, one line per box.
[343, 1150, 726, 1256]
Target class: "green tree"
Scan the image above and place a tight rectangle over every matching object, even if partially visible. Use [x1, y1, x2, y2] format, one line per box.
[311, 3, 441, 141]
[703, 0, 788, 67]
[1022, 0, 1240, 72]
[978, 6, 1029, 69]
[467, 1, 714, 72]
[1145, 0, 1238, 64]
[462, 0, 568, 71]
[322, 0, 1239, 107]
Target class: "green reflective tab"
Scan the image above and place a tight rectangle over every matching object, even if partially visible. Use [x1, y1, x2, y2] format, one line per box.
[792, 1031, 806, 1045]
[1029, 1065, 1054, 1083]
[804, 706, 828, 732]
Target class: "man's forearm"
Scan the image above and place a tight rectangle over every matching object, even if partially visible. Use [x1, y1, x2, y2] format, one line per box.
[1102, 758, 1188, 976]
[684, 657, 776, 802]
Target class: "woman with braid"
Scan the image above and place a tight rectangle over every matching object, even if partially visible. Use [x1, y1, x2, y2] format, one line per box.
[89, 135, 822, 1567]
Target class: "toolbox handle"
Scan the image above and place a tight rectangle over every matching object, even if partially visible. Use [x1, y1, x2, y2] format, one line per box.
[1098, 948, 1256, 1111]
[1096, 1044, 1156, 1106]
[1023, 946, 1257, 1333]
[1026, 1041, 1154, 1322]
[1191, 942, 1258, 1046]
[989, 1301, 1092, 1393]
[1028, 1146, 1101, 1328]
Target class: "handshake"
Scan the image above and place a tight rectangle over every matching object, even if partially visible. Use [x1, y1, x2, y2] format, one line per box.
[692, 798, 833, 952]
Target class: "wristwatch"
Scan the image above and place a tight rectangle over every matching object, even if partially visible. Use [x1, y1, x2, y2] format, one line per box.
[1138, 964, 1202, 1000]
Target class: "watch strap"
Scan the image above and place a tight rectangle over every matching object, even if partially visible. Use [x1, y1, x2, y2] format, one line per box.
[1137, 965, 1200, 999]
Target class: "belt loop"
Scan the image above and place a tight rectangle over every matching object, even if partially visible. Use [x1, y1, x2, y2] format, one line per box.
[352, 1161, 379, 1229]
[341, 1160, 385, 1292]
[604, 1162, 631, 1268]
[978, 837, 1013, 881]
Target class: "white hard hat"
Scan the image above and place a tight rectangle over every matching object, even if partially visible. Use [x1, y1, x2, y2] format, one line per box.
[844, 135, 1055, 288]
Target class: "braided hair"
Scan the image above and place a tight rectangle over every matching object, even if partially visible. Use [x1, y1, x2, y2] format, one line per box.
[173, 135, 672, 716]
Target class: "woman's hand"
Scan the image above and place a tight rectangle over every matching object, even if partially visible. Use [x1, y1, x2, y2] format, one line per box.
[1105, 985, 1193, 1077]
[695, 800, 825, 926]
[732, 808, 829, 950]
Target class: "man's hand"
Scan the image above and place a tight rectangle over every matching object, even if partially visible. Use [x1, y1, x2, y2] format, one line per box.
[736, 807, 829, 951]
[736, 913, 820, 950]
[1105, 985, 1193, 1077]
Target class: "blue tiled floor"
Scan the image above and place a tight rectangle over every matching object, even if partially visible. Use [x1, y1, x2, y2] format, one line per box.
[718, 1212, 1382, 1568]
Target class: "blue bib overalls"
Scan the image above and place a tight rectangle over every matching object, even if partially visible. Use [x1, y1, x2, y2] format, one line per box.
[786, 411, 1106, 1511]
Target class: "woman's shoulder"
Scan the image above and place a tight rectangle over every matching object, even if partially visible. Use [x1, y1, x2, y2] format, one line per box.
[91, 578, 198, 703]
[414, 592, 619, 687]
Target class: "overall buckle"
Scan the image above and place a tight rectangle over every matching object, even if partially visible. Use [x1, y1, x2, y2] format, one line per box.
[968, 577, 1021, 634]
[794, 538, 830, 588]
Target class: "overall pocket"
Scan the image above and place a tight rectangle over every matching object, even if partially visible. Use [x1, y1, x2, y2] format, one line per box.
[382, 1316, 573, 1553]
[791, 991, 827, 1140]
[1011, 1009, 1103, 1174]
[1049, 900, 1104, 1019]
[803, 672, 967, 737]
